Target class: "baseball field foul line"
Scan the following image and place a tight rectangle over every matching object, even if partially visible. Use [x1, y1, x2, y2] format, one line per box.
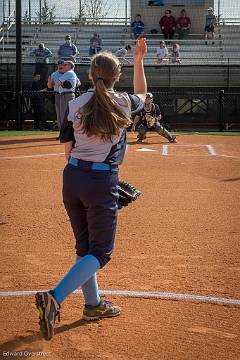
[0, 153, 64, 160]
[161, 144, 218, 157]
[206, 144, 218, 156]
[0, 289, 239, 306]
[162, 144, 169, 156]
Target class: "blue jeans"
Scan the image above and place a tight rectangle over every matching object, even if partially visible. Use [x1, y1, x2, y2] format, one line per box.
[89, 47, 102, 56]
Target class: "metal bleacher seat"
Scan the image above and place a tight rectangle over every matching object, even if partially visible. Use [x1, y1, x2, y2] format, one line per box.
[1, 22, 240, 89]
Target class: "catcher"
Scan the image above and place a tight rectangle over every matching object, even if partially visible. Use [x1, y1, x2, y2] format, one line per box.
[131, 92, 177, 143]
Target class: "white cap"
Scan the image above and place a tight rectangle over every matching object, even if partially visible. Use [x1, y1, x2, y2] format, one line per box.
[207, 7, 213, 11]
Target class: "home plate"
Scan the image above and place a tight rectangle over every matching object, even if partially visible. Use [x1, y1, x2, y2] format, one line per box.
[136, 148, 157, 152]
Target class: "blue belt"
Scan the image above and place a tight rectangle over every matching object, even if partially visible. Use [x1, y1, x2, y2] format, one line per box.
[69, 157, 118, 172]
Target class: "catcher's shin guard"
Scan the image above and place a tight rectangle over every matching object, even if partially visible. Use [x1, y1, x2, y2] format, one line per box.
[156, 125, 174, 142]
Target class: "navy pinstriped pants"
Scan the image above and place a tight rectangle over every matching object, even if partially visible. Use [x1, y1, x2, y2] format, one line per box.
[62, 163, 119, 268]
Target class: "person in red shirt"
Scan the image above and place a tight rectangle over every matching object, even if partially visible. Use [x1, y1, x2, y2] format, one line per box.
[177, 9, 191, 39]
[159, 10, 177, 40]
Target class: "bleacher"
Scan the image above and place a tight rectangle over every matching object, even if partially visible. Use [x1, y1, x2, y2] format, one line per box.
[0, 23, 129, 61]
[1, 21, 240, 89]
[1, 22, 240, 65]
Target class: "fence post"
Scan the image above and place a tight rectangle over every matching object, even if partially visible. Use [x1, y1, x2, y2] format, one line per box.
[218, 89, 224, 131]
[217, 0, 221, 25]
[227, 58, 230, 88]
[15, 0, 23, 130]
[168, 65, 171, 88]
[39, 0, 42, 24]
[125, 0, 128, 26]
[7, 61, 9, 88]
[2, 27, 5, 52]
[3, 0, 5, 22]
[29, 0, 31, 23]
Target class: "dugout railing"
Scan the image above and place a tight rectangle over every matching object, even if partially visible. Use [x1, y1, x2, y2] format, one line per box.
[1, 63, 240, 90]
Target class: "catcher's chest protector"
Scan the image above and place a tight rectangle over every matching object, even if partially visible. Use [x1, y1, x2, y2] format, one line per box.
[144, 103, 156, 117]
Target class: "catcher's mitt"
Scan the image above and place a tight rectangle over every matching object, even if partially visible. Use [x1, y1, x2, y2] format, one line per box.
[117, 181, 141, 209]
[146, 114, 156, 128]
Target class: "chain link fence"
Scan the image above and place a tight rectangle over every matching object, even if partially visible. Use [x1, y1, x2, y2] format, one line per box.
[1, 0, 130, 24]
[2, 0, 240, 26]
[2, 0, 240, 25]
[215, 0, 240, 24]
[0, 87, 239, 131]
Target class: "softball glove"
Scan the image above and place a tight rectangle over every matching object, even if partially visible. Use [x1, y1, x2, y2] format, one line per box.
[117, 181, 141, 209]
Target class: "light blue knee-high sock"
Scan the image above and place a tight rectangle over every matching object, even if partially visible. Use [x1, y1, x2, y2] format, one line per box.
[53, 254, 100, 305]
[76, 255, 101, 306]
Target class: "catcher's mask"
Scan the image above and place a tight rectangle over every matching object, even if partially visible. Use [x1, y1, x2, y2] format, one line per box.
[145, 92, 153, 102]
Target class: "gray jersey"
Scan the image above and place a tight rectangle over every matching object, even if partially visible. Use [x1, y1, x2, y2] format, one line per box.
[205, 14, 217, 27]
[67, 89, 131, 162]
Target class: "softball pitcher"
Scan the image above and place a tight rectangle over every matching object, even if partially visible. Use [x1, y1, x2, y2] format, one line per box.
[35, 39, 147, 340]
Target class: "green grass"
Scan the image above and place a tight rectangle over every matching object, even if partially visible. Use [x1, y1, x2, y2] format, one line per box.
[0, 130, 240, 137]
[172, 131, 240, 136]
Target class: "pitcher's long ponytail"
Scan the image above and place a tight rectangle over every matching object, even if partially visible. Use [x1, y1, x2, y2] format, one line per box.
[76, 52, 131, 141]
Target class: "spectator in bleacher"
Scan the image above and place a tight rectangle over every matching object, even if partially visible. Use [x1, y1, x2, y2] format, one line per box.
[170, 43, 181, 64]
[159, 10, 177, 41]
[47, 60, 65, 131]
[204, 7, 217, 45]
[156, 40, 169, 64]
[115, 45, 132, 64]
[31, 73, 48, 130]
[58, 35, 79, 62]
[89, 33, 102, 56]
[177, 9, 191, 39]
[30, 43, 53, 85]
[131, 14, 145, 40]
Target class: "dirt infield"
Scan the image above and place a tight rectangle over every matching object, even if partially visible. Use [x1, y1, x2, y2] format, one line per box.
[0, 134, 240, 360]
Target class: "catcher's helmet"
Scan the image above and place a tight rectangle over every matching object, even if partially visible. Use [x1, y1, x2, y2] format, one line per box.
[146, 92, 153, 100]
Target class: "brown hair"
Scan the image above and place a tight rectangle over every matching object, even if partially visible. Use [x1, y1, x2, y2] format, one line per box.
[77, 52, 131, 141]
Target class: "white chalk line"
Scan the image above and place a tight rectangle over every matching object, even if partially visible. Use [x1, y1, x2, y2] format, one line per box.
[162, 144, 169, 155]
[219, 154, 240, 159]
[160, 154, 240, 159]
[136, 148, 157, 152]
[0, 149, 239, 160]
[160, 154, 216, 158]
[0, 289, 239, 306]
[0, 152, 64, 160]
[161, 144, 218, 157]
[168, 144, 207, 147]
[206, 144, 218, 156]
